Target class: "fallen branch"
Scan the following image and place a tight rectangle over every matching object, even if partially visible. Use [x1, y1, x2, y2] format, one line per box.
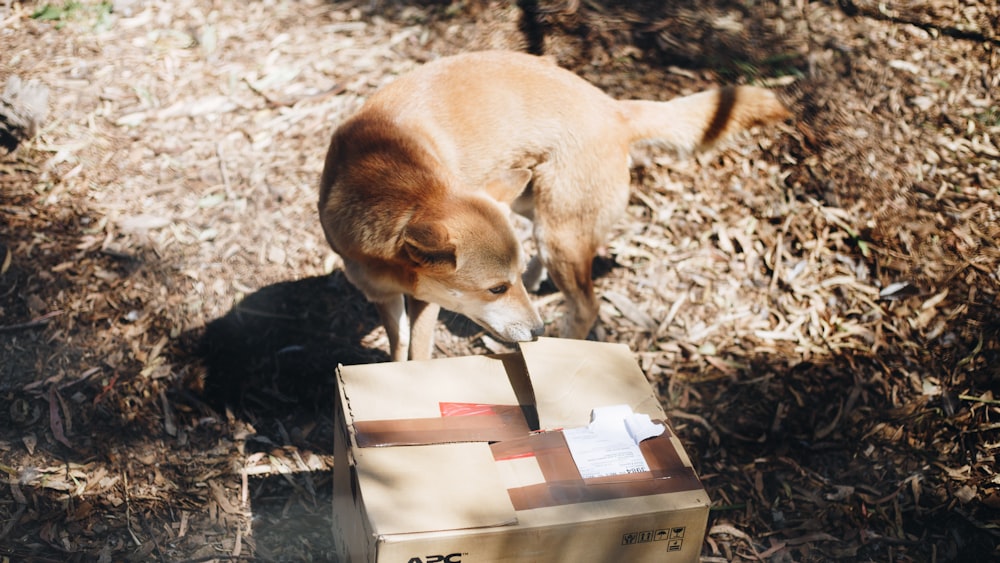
[0, 310, 63, 333]
[958, 393, 1000, 406]
[837, 0, 1000, 45]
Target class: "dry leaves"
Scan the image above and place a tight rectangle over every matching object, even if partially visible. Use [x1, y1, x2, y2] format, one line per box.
[1, 0, 998, 560]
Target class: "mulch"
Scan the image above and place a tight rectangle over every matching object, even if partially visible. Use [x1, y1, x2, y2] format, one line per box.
[1, 0, 998, 561]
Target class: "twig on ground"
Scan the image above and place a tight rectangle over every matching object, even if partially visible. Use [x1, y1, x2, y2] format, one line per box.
[123, 471, 142, 547]
[0, 310, 63, 333]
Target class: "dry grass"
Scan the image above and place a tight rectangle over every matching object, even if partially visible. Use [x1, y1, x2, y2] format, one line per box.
[1, 0, 998, 560]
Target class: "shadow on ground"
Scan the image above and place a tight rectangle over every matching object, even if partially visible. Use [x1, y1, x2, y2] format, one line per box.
[186, 272, 384, 559]
[197, 271, 386, 416]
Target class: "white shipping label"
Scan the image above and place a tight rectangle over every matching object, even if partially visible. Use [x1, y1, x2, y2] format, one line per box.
[563, 426, 650, 479]
[562, 405, 665, 479]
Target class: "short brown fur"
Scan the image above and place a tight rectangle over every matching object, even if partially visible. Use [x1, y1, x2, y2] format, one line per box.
[319, 50, 790, 360]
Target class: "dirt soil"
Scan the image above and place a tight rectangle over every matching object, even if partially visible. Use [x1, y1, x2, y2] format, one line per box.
[2, 0, 999, 561]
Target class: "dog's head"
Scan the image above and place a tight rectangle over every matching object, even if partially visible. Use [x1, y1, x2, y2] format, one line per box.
[401, 170, 543, 342]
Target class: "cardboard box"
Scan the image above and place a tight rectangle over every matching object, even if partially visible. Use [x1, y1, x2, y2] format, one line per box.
[332, 338, 709, 563]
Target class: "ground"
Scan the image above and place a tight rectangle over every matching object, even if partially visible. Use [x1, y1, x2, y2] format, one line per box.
[1, 0, 998, 561]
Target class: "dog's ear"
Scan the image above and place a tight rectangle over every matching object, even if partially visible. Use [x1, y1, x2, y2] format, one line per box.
[484, 168, 531, 204]
[402, 222, 456, 270]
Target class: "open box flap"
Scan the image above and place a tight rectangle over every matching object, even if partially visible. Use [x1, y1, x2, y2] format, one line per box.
[356, 442, 517, 535]
[519, 338, 665, 430]
[339, 354, 522, 421]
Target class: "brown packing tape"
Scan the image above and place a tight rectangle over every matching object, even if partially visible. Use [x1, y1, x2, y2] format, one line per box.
[492, 423, 704, 510]
[353, 405, 532, 447]
[493, 431, 577, 482]
[353, 405, 703, 510]
[505, 469, 704, 511]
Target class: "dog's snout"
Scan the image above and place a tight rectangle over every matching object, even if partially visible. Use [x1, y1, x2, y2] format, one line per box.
[497, 318, 545, 343]
[530, 324, 545, 339]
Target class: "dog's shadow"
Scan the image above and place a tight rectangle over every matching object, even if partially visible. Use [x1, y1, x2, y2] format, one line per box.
[197, 271, 387, 416]
[196, 256, 624, 416]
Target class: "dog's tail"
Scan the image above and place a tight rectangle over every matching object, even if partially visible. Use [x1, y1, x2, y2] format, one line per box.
[619, 86, 790, 153]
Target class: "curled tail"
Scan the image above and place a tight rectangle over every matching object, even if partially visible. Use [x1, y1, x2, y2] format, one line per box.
[619, 86, 790, 153]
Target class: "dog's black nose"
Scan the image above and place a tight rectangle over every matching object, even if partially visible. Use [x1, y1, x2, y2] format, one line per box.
[531, 324, 545, 338]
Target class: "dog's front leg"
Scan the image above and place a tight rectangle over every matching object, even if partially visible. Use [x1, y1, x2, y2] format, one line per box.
[374, 295, 409, 361]
[407, 298, 440, 361]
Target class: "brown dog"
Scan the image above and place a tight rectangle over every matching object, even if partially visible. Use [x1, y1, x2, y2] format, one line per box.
[319, 50, 790, 361]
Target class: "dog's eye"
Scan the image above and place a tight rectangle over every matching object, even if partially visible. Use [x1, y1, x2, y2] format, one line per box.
[488, 284, 508, 295]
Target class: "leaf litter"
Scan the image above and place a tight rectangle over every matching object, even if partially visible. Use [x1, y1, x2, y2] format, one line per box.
[1, 0, 998, 560]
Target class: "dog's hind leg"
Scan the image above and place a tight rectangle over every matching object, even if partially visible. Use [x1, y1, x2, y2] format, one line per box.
[538, 237, 600, 340]
[407, 297, 440, 361]
[531, 147, 632, 340]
